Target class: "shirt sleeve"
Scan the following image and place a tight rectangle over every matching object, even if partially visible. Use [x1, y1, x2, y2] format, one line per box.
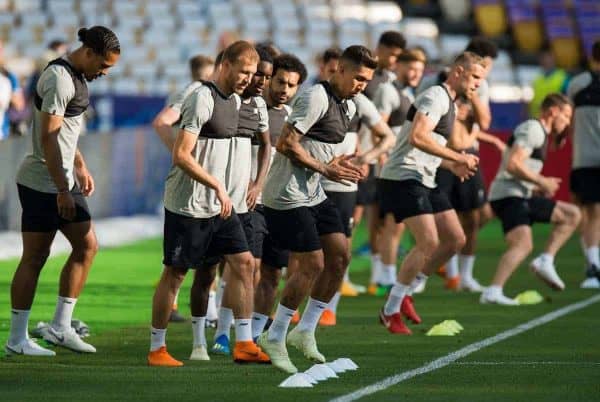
[373, 83, 400, 116]
[477, 79, 490, 106]
[288, 85, 329, 134]
[415, 86, 449, 126]
[256, 96, 269, 133]
[169, 82, 202, 112]
[37, 66, 75, 116]
[355, 93, 382, 128]
[8, 71, 20, 91]
[513, 121, 545, 152]
[566, 72, 590, 99]
[179, 86, 213, 135]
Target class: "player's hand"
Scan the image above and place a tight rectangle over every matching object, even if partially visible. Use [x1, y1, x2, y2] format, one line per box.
[493, 138, 506, 153]
[216, 185, 233, 219]
[449, 160, 476, 181]
[246, 180, 260, 211]
[457, 152, 479, 171]
[75, 165, 95, 196]
[539, 176, 561, 197]
[323, 154, 364, 185]
[57, 192, 76, 221]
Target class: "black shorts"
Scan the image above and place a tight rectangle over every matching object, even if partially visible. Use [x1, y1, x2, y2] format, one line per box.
[490, 196, 556, 234]
[262, 233, 289, 269]
[436, 166, 487, 212]
[356, 164, 377, 206]
[570, 167, 600, 204]
[264, 198, 344, 252]
[163, 209, 249, 269]
[249, 205, 268, 258]
[377, 178, 453, 223]
[325, 191, 357, 237]
[238, 212, 256, 258]
[18, 184, 91, 232]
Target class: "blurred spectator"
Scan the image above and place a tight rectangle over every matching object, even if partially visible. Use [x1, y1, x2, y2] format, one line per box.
[529, 47, 569, 118]
[0, 40, 25, 140]
[311, 47, 342, 84]
[26, 39, 69, 104]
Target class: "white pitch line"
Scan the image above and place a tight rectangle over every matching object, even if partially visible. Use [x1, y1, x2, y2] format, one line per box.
[330, 294, 600, 402]
[453, 361, 600, 366]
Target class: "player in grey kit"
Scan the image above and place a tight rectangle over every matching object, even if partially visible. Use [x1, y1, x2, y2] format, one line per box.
[8, 26, 120, 356]
[148, 41, 270, 367]
[377, 52, 484, 335]
[251, 53, 308, 340]
[372, 48, 427, 301]
[152, 54, 215, 323]
[257, 46, 377, 374]
[482, 94, 581, 305]
[211, 46, 273, 355]
[567, 40, 600, 288]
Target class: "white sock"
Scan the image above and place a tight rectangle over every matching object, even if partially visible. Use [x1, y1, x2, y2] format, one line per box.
[459, 254, 476, 281]
[172, 287, 180, 309]
[234, 318, 252, 342]
[9, 309, 30, 345]
[52, 296, 76, 331]
[383, 282, 408, 316]
[215, 280, 226, 309]
[486, 285, 502, 296]
[267, 303, 296, 342]
[585, 246, 600, 267]
[328, 292, 341, 313]
[297, 297, 328, 333]
[539, 253, 554, 265]
[150, 327, 166, 351]
[191, 316, 206, 347]
[251, 312, 269, 339]
[382, 264, 396, 285]
[446, 254, 459, 279]
[206, 291, 217, 321]
[370, 254, 382, 283]
[214, 307, 233, 340]
[408, 273, 428, 296]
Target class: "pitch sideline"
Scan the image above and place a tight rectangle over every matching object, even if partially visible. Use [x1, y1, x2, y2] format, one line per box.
[330, 293, 600, 402]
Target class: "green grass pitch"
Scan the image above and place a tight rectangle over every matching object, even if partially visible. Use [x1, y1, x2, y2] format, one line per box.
[0, 221, 598, 401]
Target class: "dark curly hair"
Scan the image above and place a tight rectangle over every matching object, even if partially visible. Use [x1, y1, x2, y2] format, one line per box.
[273, 53, 308, 84]
[78, 26, 120, 56]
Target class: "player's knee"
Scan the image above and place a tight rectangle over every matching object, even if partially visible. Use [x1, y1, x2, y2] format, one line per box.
[418, 236, 439, 252]
[453, 231, 467, 252]
[569, 206, 582, 226]
[23, 250, 51, 271]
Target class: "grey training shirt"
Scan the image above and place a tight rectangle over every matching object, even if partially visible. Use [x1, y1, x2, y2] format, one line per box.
[321, 93, 381, 193]
[262, 83, 356, 210]
[17, 62, 86, 193]
[163, 84, 241, 218]
[230, 95, 268, 214]
[567, 71, 600, 169]
[379, 85, 455, 188]
[489, 119, 547, 201]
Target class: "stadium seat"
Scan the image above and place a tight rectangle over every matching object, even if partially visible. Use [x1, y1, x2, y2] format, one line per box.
[488, 64, 516, 85]
[365, 1, 402, 24]
[12, 0, 40, 12]
[47, 0, 76, 16]
[438, 0, 470, 23]
[472, 0, 507, 38]
[174, 1, 203, 17]
[369, 22, 401, 48]
[438, 34, 470, 62]
[508, 5, 544, 52]
[401, 17, 439, 39]
[406, 35, 440, 61]
[515, 65, 542, 86]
